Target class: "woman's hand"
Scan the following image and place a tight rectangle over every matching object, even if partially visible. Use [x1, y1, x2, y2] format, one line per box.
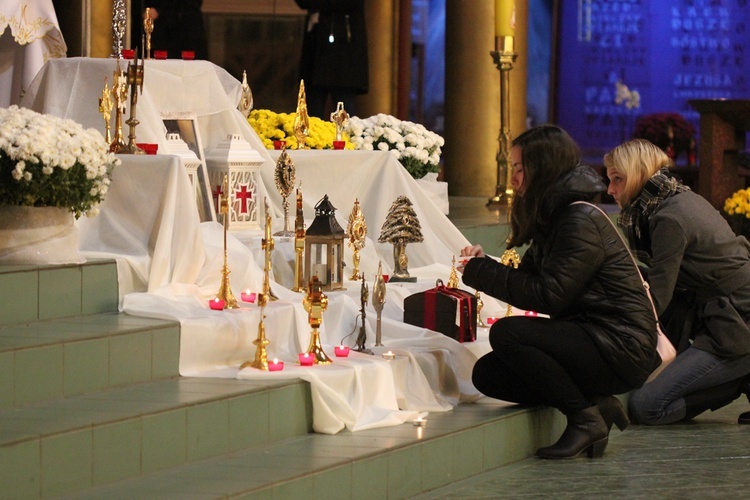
[457, 244, 484, 273]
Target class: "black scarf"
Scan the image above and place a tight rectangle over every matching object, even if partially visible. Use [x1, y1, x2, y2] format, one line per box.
[617, 169, 690, 264]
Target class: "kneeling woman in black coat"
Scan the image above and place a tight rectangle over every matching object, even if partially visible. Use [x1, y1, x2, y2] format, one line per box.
[460, 124, 659, 459]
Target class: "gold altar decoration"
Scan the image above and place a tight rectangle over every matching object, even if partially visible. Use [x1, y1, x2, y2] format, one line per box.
[109, 60, 127, 153]
[447, 256, 460, 288]
[241, 289, 270, 371]
[215, 175, 239, 309]
[273, 148, 296, 237]
[305, 195, 346, 291]
[500, 245, 520, 317]
[372, 261, 386, 347]
[117, 53, 145, 154]
[98, 77, 113, 144]
[378, 196, 423, 283]
[293, 80, 310, 149]
[346, 198, 367, 280]
[475, 291, 487, 328]
[111, 0, 127, 58]
[303, 276, 331, 364]
[487, 35, 518, 207]
[354, 276, 372, 353]
[238, 70, 254, 118]
[292, 185, 306, 292]
[143, 8, 154, 59]
[330, 101, 350, 142]
[261, 197, 279, 301]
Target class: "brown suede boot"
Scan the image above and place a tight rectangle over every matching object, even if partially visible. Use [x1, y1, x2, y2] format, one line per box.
[536, 406, 609, 459]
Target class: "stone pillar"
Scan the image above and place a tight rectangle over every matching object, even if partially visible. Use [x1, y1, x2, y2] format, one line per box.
[91, 0, 115, 58]
[357, 0, 397, 118]
[444, 0, 527, 197]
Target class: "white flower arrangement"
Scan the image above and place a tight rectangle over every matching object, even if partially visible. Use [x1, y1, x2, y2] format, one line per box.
[345, 113, 444, 179]
[0, 106, 118, 218]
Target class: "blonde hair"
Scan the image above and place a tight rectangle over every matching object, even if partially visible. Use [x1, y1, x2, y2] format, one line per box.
[603, 139, 674, 205]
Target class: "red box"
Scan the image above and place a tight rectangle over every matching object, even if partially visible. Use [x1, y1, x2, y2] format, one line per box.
[404, 283, 477, 342]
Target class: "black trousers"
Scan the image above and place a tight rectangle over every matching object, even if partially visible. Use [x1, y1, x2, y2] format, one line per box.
[472, 316, 631, 415]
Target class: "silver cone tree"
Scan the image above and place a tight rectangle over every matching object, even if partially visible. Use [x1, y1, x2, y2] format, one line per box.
[378, 196, 423, 281]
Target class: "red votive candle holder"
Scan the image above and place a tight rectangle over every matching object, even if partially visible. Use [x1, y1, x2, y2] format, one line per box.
[241, 290, 257, 303]
[298, 353, 314, 366]
[154, 50, 168, 60]
[273, 140, 286, 150]
[486, 317, 499, 325]
[268, 358, 284, 371]
[121, 49, 135, 60]
[181, 50, 195, 60]
[334, 345, 350, 357]
[524, 310, 539, 317]
[136, 143, 158, 155]
[209, 298, 226, 310]
[382, 275, 390, 283]
[333, 140, 345, 150]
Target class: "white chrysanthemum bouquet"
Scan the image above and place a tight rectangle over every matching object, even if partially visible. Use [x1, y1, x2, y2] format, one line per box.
[345, 113, 444, 179]
[0, 106, 118, 218]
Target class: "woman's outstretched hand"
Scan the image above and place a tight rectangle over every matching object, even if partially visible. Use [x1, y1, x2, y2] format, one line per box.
[457, 244, 484, 273]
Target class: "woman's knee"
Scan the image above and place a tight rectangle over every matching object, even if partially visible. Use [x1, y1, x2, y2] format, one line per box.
[488, 316, 526, 350]
[628, 387, 671, 425]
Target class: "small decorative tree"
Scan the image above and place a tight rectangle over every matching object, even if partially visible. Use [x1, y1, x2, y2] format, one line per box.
[378, 196, 424, 282]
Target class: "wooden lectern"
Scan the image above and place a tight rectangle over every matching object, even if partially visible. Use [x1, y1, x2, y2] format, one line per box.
[688, 99, 750, 210]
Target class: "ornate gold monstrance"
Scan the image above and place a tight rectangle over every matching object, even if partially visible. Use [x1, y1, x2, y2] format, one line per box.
[346, 198, 367, 280]
[293, 80, 310, 149]
[109, 61, 128, 153]
[303, 276, 331, 364]
[273, 148, 296, 237]
[215, 175, 239, 309]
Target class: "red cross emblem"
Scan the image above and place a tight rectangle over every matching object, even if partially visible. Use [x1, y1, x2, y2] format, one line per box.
[235, 184, 253, 214]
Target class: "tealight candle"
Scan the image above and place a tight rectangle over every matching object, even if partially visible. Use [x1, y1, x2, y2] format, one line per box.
[298, 352, 314, 366]
[334, 345, 350, 357]
[382, 350, 395, 361]
[524, 310, 539, 317]
[413, 416, 427, 427]
[268, 358, 284, 371]
[486, 317, 499, 325]
[241, 290, 257, 303]
[333, 140, 345, 150]
[273, 140, 286, 150]
[181, 50, 195, 60]
[209, 298, 226, 310]
[154, 50, 168, 59]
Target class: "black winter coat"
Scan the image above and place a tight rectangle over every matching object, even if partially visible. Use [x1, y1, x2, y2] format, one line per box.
[462, 165, 659, 388]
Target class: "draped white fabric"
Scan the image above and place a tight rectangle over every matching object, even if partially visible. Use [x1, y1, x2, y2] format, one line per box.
[19, 58, 511, 434]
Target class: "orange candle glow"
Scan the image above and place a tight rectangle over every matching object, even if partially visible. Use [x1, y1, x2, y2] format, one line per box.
[495, 0, 515, 37]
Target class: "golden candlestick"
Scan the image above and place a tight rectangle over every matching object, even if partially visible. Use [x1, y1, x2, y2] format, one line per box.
[241, 291, 270, 370]
[487, 35, 518, 207]
[109, 60, 127, 153]
[143, 8, 154, 59]
[372, 261, 386, 347]
[117, 53, 145, 154]
[261, 198, 279, 301]
[293, 79, 310, 149]
[303, 276, 331, 364]
[216, 175, 239, 309]
[347, 198, 367, 280]
[292, 186, 306, 292]
[447, 256, 460, 288]
[98, 77, 113, 144]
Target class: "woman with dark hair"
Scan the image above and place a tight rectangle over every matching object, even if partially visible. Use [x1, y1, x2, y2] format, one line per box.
[605, 138, 750, 425]
[459, 124, 659, 459]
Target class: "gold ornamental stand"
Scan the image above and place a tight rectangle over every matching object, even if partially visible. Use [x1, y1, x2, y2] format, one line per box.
[241, 291, 270, 370]
[303, 276, 332, 364]
[487, 35, 518, 207]
[215, 175, 239, 309]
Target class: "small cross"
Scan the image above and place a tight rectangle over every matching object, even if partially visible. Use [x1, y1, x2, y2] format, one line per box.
[235, 184, 253, 214]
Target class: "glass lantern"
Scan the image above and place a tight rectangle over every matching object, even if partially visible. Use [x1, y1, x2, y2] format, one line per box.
[304, 195, 346, 291]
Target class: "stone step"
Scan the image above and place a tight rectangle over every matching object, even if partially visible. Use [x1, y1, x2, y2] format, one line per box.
[0, 312, 180, 409]
[56, 402, 565, 499]
[0, 260, 119, 326]
[0, 377, 314, 498]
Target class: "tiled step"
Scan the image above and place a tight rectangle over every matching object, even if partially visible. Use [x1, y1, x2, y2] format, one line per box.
[0, 377, 313, 498]
[58, 402, 566, 500]
[0, 260, 119, 326]
[0, 312, 181, 408]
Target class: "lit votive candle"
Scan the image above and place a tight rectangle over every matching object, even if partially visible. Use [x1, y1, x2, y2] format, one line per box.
[268, 358, 284, 371]
[334, 345, 350, 357]
[299, 352, 314, 366]
[413, 416, 427, 427]
[382, 350, 395, 361]
[209, 298, 226, 310]
[241, 289, 257, 303]
[524, 310, 538, 317]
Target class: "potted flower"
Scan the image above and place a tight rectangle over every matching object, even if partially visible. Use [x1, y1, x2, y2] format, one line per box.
[633, 112, 696, 159]
[723, 185, 750, 239]
[0, 106, 118, 264]
[344, 114, 444, 180]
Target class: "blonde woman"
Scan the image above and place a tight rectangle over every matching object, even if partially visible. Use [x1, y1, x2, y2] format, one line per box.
[605, 138, 750, 425]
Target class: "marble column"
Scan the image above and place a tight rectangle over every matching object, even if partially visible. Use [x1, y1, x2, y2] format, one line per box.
[444, 0, 527, 197]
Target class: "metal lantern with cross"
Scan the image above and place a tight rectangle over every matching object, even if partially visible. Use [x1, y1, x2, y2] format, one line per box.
[304, 195, 346, 291]
[205, 134, 265, 231]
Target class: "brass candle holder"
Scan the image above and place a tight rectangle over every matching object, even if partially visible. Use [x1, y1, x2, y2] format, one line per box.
[447, 256, 460, 288]
[215, 174, 239, 309]
[487, 35, 518, 207]
[303, 276, 331, 364]
[109, 61, 127, 153]
[117, 53, 145, 155]
[372, 261, 386, 347]
[261, 198, 279, 301]
[293, 80, 310, 150]
[241, 290, 270, 370]
[346, 198, 367, 280]
[292, 186, 306, 292]
[98, 77, 113, 145]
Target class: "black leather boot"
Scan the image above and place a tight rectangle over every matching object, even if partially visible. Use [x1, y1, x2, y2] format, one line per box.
[737, 377, 750, 425]
[593, 395, 629, 432]
[683, 379, 743, 421]
[536, 406, 609, 459]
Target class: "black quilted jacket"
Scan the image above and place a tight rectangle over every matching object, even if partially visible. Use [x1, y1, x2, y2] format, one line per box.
[463, 165, 659, 387]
